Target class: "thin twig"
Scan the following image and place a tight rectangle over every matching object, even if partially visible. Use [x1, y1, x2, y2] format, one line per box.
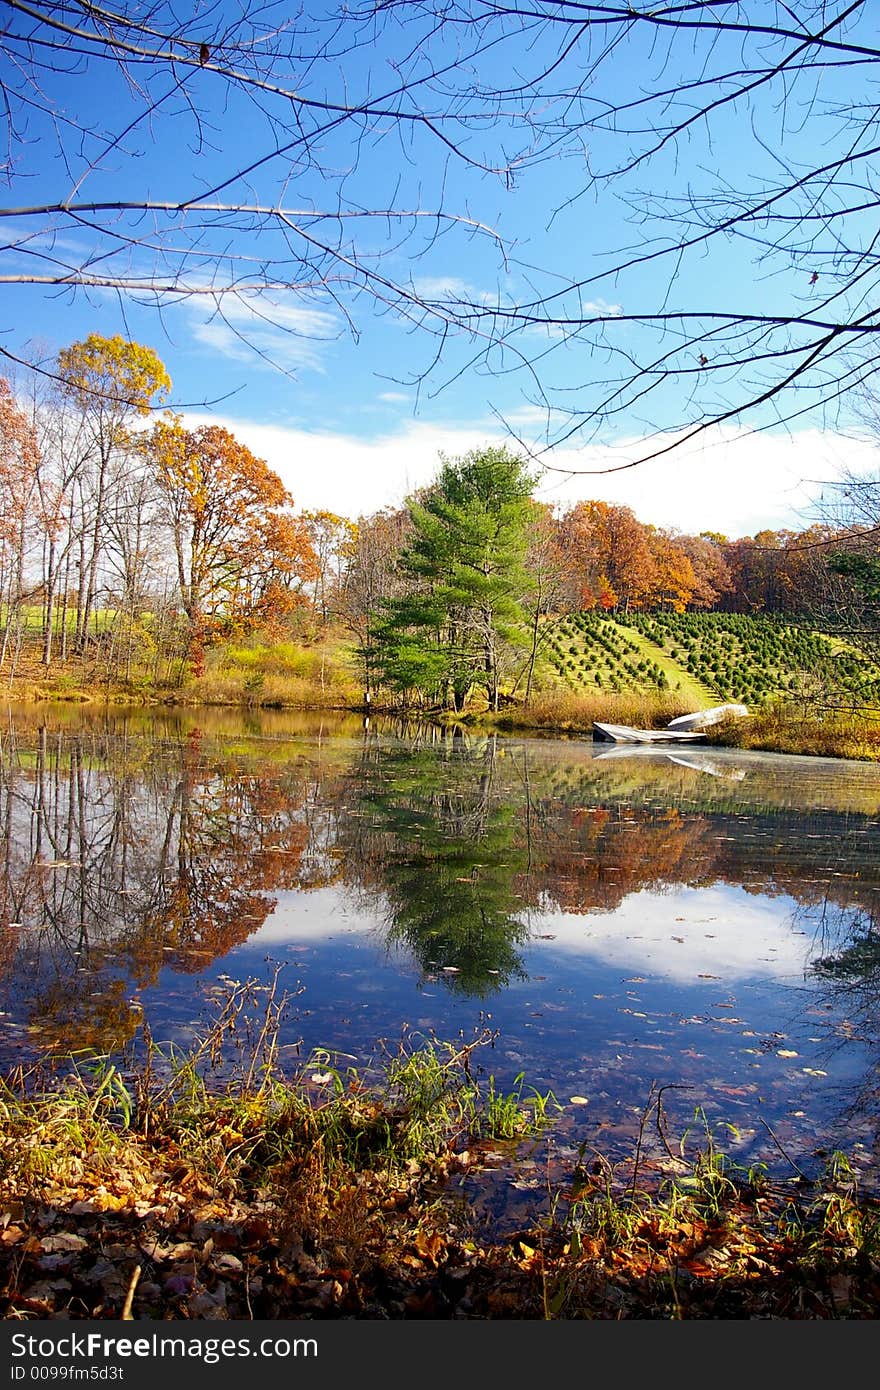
[628, 1083, 658, 1205]
[121, 1264, 141, 1320]
[655, 1083, 694, 1165]
[759, 1117, 813, 1182]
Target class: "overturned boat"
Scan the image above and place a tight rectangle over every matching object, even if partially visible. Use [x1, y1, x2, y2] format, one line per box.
[592, 703, 749, 745]
[666, 703, 749, 732]
[592, 721, 709, 744]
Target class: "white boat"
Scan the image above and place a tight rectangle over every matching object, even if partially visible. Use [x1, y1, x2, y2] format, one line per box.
[592, 721, 708, 744]
[666, 703, 749, 731]
[592, 703, 749, 745]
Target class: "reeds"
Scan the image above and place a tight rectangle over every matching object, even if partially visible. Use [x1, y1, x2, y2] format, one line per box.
[711, 702, 880, 761]
[493, 688, 689, 733]
[0, 977, 553, 1202]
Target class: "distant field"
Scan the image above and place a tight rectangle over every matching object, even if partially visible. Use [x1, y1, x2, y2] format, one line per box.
[538, 612, 880, 709]
[1, 605, 120, 634]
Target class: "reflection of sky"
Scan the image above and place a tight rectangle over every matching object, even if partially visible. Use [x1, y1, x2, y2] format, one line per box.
[251, 887, 375, 944]
[213, 876, 877, 1176]
[250, 881, 816, 985]
[533, 883, 813, 984]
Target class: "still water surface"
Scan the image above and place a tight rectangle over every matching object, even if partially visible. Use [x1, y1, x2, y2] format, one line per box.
[2, 705, 879, 1225]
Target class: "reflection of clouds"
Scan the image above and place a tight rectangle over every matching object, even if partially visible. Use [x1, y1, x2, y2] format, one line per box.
[534, 884, 815, 983]
[250, 883, 823, 987]
[250, 887, 376, 944]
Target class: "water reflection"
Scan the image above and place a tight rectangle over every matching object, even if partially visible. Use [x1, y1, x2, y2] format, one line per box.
[1, 707, 879, 1185]
[340, 733, 531, 994]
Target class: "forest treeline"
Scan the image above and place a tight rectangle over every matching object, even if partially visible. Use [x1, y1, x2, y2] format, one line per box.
[1, 337, 877, 706]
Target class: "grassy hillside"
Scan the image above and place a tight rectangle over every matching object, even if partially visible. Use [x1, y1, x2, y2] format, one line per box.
[538, 611, 880, 710]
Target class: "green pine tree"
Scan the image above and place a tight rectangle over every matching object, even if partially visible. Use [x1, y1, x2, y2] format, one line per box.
[374, 446, 536, 711]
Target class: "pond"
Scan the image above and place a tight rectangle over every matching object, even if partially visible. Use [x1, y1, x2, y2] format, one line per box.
[2, 704, 880, 1232]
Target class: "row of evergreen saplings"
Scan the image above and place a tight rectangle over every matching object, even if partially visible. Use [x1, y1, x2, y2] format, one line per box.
[541, 613, 674, 693]
[628, 612, 880, 708]
[539, 611, 880, 708]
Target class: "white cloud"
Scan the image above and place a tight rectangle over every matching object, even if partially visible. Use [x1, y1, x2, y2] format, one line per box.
[411, 275, 473, 299]
[186, 292, 339, 374]
[176, 409, 877, 534]
[179, 413, 488, 515]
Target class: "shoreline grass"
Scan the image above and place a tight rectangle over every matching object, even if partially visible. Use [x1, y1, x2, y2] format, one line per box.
[2, 982, 879, 1320]
[706, 704, 880, 762]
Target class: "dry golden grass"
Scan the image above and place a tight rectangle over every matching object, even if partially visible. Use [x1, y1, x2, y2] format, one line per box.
[708, 704, 880, 762]
[185, 668, 360, 708]
[492, 688, 691, 733]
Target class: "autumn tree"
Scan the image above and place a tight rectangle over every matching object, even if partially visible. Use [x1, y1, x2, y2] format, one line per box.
[675, 534, 734, 611]
[146, 418, 317, 672]
[556, 501, 657, 614]
[56, 335, 171, 649]
[645, 529, 696, 613]
[0, 378, 41, 668]
[553, 503, 611, 612]
[336, 507, 414, 697]
[302, 509, 357, 625]
[374, 447, 535, 711]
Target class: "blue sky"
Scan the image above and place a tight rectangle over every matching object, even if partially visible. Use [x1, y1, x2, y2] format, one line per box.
[2, 2, 877, 535]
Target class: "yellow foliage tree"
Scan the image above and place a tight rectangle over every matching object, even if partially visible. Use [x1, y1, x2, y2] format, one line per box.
[57, 335, 171, 648]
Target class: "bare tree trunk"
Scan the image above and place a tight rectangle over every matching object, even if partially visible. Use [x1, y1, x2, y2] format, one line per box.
[42, 536, 58, 668]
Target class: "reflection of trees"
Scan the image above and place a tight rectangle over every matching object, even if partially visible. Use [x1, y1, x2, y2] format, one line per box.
[2, 712, 880, 1048]
[130, 731, 310, 975]
[338, 730, 531, 995]
[814, 916, 880, 986]
[0, 723, 312, 1053]
[802, 903, 880, 1148]
[529, 803, 720, 914]
[334, 733, 880, 1014]
[809, 902, 880, 1039]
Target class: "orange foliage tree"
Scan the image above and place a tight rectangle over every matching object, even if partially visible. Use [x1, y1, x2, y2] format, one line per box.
[146, 417, 318, 669]
[675, 533, 734, 610]
[645, 528, 696, 612]
[556, 500, 657, 612]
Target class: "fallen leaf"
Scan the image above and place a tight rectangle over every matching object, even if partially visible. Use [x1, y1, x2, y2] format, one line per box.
[39, 1233, 87, 1253]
